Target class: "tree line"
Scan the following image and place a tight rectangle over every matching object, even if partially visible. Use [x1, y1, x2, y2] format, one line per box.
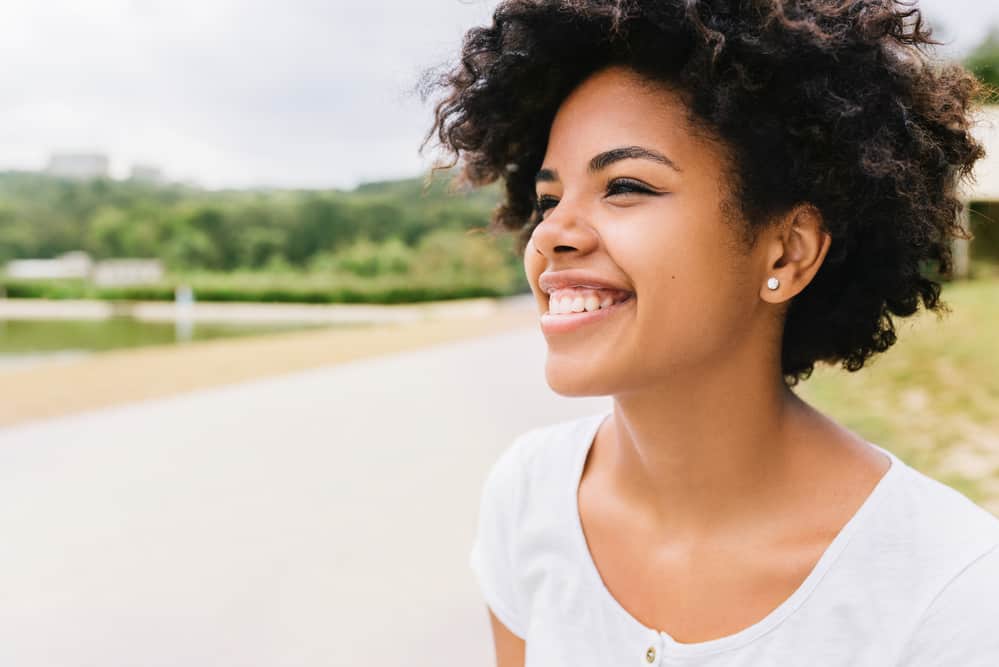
[0, 170, 530, 302]
[0, 170, 498, 270]
[0, 32, 995, 303]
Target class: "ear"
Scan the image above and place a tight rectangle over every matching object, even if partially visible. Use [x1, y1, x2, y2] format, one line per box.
[759, 203, 831, 303]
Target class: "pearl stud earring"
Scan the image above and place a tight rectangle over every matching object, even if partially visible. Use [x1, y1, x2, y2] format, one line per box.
[767, 277, 780, 290]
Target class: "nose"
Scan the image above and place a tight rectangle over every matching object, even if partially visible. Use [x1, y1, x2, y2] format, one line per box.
[529, 197, 598, 259]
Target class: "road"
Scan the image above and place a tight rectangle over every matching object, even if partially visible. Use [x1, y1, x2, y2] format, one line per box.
[0, 323, 610, 667]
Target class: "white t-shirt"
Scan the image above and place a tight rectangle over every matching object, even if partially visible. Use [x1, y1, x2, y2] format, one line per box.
[469, 408, 999, 666]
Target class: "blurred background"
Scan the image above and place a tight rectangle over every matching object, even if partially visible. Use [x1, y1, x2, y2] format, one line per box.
[0, 1, 997, 665]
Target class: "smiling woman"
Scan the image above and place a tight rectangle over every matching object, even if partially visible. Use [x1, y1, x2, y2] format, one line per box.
[420, 2, 999, 666]
[527, 70, 783, 392]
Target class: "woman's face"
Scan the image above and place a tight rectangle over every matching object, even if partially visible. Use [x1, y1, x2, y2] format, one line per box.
[524, 65, 774, 397]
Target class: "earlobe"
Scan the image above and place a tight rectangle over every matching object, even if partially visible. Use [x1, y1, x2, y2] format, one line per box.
[761, 203, 829, 302]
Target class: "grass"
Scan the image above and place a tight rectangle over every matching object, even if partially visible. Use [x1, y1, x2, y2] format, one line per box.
[794, 276, 999, 513]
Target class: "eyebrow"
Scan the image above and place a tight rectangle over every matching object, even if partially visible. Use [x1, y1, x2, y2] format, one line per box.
[535, 145, 681, 184]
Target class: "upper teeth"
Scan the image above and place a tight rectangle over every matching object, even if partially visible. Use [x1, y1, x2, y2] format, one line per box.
[547, 288, 631, 315]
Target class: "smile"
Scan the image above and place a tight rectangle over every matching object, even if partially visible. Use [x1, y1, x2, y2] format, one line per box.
[540, 294, 635, 335]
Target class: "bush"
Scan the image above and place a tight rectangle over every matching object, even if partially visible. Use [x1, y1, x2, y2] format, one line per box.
[326, 236, 413, 277]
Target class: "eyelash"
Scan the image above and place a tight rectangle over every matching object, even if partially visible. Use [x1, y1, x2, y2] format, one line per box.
[534, 178, 658, 215]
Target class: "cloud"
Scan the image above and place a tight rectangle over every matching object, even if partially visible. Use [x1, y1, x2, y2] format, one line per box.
[0, 0, 993, 189]
[0, 0, 497, 188]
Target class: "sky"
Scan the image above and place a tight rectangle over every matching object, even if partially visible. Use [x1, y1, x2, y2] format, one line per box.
[0, 0, 996, 190]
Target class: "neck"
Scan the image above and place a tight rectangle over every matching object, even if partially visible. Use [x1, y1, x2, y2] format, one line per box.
[601, 351, 808, 541]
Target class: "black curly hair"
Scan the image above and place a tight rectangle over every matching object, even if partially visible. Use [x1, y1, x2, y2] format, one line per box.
[419, 0, 987, 385]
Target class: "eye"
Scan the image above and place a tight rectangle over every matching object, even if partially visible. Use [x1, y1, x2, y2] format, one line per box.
[535, 194, 559, 216]
[606, 178, 658, 197]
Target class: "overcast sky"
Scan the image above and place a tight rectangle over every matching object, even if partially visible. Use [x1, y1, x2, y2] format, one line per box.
[0, 0, 995, 190]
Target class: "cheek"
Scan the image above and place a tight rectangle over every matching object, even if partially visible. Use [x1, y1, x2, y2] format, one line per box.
[611, 211, 726, 302]
[622, 215, 755, 354]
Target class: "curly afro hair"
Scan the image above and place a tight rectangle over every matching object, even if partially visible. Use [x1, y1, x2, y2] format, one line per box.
[420, 0, 987, 385]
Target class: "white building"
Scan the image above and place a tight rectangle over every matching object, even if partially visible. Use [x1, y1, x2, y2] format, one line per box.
[965, 106, 999, 201]
[91, 259, 165, 287]
[4, 251, 164, 287]
[45, 153, 110, 180]
[129, 164, 164, 184]
[955, 104, 999, 276]
[4, 251, 93, 280]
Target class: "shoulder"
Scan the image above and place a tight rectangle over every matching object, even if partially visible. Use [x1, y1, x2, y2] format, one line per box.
[468, 410, 608, 638]
[883, 455, 999, 555]
[866, 451, 999, 648]
[896, 460, 999, 597]
[800, 446, 999, 662]
[515, 410, 605, 467]
[480, 410, 606, 519]
[495, 410, 606, 472]
[895, 541, 999, 664]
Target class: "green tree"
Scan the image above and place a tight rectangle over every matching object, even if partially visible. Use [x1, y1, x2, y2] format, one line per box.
[328, 235, 413, 278]
[84, 207, 161, 258]
[966, 26, 999, 96]
[185, 206, 241, 270]
[285, 196, 353, 264]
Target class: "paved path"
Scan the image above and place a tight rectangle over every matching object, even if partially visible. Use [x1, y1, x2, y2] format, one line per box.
[0, 324, 611, 667]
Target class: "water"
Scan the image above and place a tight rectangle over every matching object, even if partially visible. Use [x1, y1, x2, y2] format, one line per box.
[0, 317, 339, 368]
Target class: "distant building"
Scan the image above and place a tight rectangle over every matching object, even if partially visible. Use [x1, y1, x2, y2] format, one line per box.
[954, 104, 999, 277]
[129, 164, 164, 184]
[963, 105, 999, 202]
[46, 153, 110, 180]
[4, 251, 93, 280]
[91, 259, 164, 287]
[4, 251, 164, 287]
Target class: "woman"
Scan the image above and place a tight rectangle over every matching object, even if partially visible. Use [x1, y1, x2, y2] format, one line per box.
[422, 1, 999, 665]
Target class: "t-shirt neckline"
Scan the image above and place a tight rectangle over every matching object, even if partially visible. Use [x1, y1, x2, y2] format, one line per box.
[567, 407, 902, 658]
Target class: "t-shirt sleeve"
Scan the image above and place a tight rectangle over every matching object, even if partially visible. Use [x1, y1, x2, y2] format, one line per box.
[469, 436, 530, 640]
[896, 541, 999, 665]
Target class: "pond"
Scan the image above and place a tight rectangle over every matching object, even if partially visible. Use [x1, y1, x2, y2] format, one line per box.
[0, 317, 342, 369]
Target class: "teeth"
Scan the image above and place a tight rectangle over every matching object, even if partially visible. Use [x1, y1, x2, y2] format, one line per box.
[546, 289, 631, 315]
[549, 295, 563, 314]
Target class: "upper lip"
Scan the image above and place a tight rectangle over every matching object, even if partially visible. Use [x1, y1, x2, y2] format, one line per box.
[538, 270, 634, 295]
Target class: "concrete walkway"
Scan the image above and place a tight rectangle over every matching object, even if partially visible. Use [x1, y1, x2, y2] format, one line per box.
[0, 324, 611, 667]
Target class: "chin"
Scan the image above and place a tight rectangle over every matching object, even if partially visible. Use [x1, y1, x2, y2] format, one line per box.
[544, 357, 616, 397]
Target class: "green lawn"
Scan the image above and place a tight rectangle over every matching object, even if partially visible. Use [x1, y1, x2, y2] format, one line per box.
[795, 276, 999, 513]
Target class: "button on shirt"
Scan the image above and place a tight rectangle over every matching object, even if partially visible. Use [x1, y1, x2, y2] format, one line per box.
[468, 410, 999, 666]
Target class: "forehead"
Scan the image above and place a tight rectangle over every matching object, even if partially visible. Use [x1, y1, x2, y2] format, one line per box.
[543, 65, 712, 168]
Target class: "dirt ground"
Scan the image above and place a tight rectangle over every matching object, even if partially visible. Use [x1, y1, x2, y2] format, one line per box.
[0, 304, 537, 429]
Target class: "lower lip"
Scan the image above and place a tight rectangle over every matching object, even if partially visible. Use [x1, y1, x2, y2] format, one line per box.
[539, 295, 635, 335]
